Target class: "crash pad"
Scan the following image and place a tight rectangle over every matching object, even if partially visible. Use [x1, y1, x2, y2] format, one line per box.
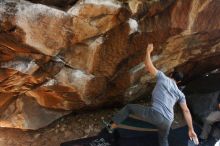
[61, 123, 216, 146]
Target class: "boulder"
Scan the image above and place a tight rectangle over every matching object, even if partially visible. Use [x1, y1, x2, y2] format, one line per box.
[26, 66, 107, 109]
[0, 95, 70, 130]
[0, 0, 220, 129]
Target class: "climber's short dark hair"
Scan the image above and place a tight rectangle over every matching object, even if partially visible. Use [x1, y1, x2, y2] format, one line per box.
[170, 71, 184, 82]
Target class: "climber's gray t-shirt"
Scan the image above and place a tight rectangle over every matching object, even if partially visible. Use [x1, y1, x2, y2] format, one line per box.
[152, 70, 186, 121]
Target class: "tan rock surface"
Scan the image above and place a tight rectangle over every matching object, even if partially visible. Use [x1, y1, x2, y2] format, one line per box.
[0, 0, 220, 129]
[0, 95, 70, 129]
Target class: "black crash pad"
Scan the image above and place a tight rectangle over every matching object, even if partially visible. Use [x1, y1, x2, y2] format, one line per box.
[60, 123, 217, 146]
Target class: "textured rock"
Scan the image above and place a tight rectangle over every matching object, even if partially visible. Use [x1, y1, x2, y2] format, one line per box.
[0, 0, 129, 56]
[26, 0, 78, 10]
[0, 0, 220, 129]
[26, 66, 107, 109]
[0, 95, 70, 129]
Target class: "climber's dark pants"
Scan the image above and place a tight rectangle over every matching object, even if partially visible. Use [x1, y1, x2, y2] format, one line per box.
[112, 104, 172, 146]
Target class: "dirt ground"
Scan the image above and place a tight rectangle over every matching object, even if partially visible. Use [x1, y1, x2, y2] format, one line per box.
[0, 100, 186, 146]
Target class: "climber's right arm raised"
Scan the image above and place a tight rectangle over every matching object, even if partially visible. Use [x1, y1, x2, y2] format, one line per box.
[144, 44, 158, 76]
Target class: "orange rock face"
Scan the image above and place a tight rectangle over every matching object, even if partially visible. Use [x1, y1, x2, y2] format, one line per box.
[0, 0, 220, 129]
